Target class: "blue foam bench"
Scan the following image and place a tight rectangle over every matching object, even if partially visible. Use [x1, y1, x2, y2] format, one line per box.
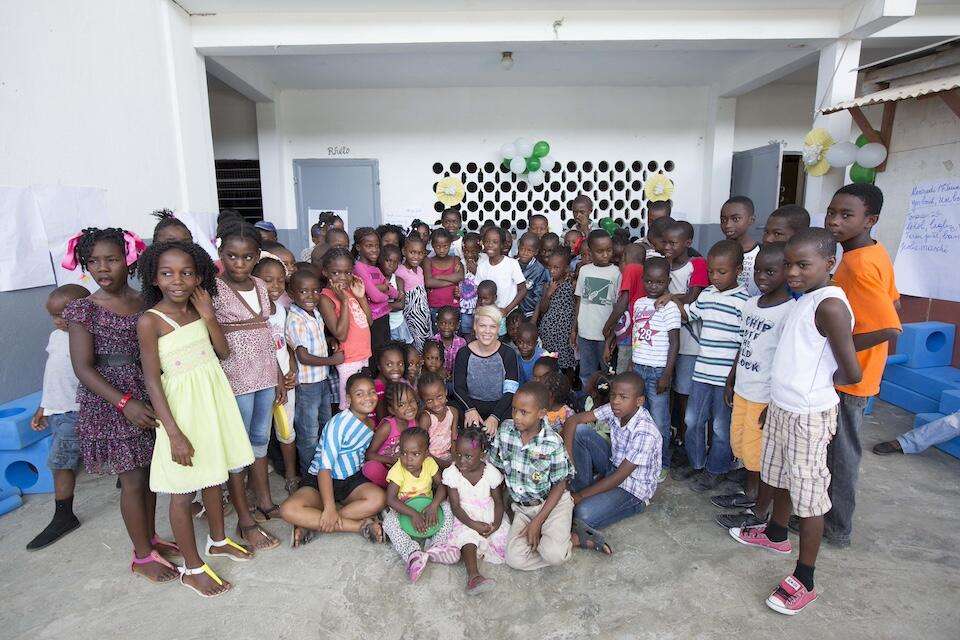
[879, 381, 941, 414]
[941, 390, 960, 415]
[0, 433, 53, 495]
[0, 485, 22, 517]
[896, 321, 956, 369]
[0, 391, 44, 450]
[914, 412, 960, 460]
[882, 365, 960, 400]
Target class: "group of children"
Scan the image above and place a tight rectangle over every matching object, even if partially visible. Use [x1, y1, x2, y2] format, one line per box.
[26, 183, 900, 613]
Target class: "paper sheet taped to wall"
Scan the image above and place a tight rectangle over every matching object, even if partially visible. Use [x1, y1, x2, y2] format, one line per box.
[0, 187, 56, 292]
[383, 207, 424, 232]
[31, 186, 109, 290]
[893, 180, 960, 303]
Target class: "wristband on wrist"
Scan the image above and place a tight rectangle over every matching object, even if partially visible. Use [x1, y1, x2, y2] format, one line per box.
[117, 392, 133, 412]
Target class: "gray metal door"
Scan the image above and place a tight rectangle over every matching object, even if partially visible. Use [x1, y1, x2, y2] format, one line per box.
[731, 143, 783, 238]
[292, 159, 381, 257]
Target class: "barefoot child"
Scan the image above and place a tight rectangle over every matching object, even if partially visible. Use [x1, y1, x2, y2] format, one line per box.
[491, 382, 575, 571]
[27, 284, 90, 551]
[381, 428, 455, 583]
[729, 228, 861, 615]
[363, 381, 418, 487]
[440, 424, 510, 595]
[138, 241, 257, 597]
[61, 227, 179, 584]
[279, 373, 387, 547]
[417, 372, 459, 467]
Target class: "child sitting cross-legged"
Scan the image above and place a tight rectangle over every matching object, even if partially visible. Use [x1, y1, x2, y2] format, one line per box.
[417, 372, 458, 468]
[381, 428, 456, 583]
[490, 382, 575, 571]
[279, 373, 387, 547]
[562, 372, 661, 554]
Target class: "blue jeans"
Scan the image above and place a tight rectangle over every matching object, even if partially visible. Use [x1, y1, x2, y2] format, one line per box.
[577, 337, 606, 390]
[825, 392, 868, 543]
[683, 381, 733, 475]
[235, 387, 274, 459]
[570, 425, 646, 529]
[294, 380, 333, 478]
[390, 320, 412, 343]
[460, 312, 474, 337]
[897, 411, 960, 454]
[635, 364, 671, 468]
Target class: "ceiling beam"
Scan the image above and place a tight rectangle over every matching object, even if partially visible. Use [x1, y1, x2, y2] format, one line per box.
[841, 0, 916, 40]
[205, 56, 275, 102]
[711, 49, 818, 98]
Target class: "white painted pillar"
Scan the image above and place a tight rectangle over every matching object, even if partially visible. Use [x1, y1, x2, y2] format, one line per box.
[701, 94, 737, 222]
[256, 102, 290, 227]
[803, 39, 862, 224]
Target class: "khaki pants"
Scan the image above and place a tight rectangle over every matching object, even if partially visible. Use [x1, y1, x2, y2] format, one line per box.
[505, 491, 574, 571]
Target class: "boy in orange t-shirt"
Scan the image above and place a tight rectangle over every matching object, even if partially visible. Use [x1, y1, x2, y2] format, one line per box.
[822, 184, 901, 547]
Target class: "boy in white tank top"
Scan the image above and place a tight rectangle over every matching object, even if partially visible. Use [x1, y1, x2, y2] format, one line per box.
[727, 229, 862, 616]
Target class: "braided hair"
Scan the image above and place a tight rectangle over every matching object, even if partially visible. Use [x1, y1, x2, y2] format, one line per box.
[73, 227, 128, 273]
[374, 340, 408, 379]
[456, 423, 487, 451]
[151, 209, 192, 243]
[399, 425, 430, 450]
[544, 371, 573, 409]
[384, 380, 416, 417]
[217, 216, 262, 251]
[137, 241, 218, 309]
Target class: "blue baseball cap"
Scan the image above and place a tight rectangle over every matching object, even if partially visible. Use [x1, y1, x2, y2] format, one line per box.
[254, 221, 277, 233]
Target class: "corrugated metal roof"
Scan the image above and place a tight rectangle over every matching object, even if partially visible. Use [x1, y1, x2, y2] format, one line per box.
[855, 38, 960, 73]
[820, 74, 960, 114]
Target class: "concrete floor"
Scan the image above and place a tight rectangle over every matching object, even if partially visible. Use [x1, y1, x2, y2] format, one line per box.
[1, 400, 958, 640]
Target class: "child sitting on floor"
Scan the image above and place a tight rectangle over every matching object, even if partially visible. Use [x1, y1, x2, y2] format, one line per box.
[417, 372, 458, 467]
[363, 381, 418, 488]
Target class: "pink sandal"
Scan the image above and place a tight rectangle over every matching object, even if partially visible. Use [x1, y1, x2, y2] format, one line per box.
[150, 534, 182, 558]
[130, 549, 179, 584]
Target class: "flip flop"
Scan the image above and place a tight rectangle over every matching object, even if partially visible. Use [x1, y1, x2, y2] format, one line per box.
[130, 549, 179, 584]
[291, 527, 317, 548]
[179, 563, 231, 598]
[253, 503, 283, 523]
[237, 523, 280, 551]
[572, 518, 613, 555]
[204, 535, 253, 562]
[360, 517, 384, 544]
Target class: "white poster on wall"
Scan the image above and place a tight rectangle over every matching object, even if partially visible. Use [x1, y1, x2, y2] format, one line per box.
[383, 207, 423, 232]
[893, 180, 960, 303]
[31, 185, 109, 289]
[0, 187, 57, 292]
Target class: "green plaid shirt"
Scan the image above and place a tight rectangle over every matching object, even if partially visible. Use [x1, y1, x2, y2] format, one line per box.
[489, 419, 574, 504]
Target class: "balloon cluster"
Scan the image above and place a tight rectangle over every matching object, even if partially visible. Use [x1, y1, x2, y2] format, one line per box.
[597, 217, 622, 235]
[500, 138, 557, 187]
[824, 132, 887, 184]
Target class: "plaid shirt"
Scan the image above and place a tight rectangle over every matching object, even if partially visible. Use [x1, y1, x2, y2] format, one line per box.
[285, 304, 329, 384]
[489, 419, 574, 504]
[592, 403, 661, 503]
[432, 333, 466, 376]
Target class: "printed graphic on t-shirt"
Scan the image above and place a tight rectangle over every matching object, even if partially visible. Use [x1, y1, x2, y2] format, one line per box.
[738, 313, 775, 373]
[348, 298, 369, 328]
[581, 277, 614, 306]
[633, 307, 659, 345]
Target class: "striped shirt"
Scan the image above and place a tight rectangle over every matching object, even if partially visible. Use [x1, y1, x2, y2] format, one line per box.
[593, 403, 662, 503]
[684, 285, 750, 386]
[308, 410, 374, 479]
[285, 304, 329, 384]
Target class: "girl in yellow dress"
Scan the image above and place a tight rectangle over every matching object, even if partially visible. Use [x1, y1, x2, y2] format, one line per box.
[137, 241, 255, 598]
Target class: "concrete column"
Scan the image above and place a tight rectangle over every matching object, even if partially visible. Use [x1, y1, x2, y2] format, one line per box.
[803, 39, 862, 224]
[702, 95, 737, 223]
[256, 101, 289, 226]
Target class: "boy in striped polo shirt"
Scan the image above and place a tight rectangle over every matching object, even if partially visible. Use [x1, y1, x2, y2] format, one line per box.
[671, 240, 750, 492]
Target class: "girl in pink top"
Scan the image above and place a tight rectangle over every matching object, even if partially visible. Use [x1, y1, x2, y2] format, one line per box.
[362, 381, 418, 488]
[353, 227, 396, 351]
[318, 248, 373, 409]
[423, 228, 463, 329]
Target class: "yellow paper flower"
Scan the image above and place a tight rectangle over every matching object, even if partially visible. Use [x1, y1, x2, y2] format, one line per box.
[644, 174, 674, 202]
[435, 176, 465, 206]
[802, 127, 833, 176]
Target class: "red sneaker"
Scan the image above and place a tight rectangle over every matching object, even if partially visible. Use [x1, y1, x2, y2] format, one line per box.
[728, 526, 792, 554]
[766, 575, 818, 615]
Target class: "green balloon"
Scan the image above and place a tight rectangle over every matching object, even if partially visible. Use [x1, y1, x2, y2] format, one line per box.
[855, 131, 881, 147]
[849, 163, 876, 184]
[501, 158, 510, 170]
[532, 140, 550, 158]
[598, 217, 617, 235]
[525, 156, 541, 173]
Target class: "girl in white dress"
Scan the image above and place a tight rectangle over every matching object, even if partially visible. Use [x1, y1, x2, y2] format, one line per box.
[438, 424, 510, 595]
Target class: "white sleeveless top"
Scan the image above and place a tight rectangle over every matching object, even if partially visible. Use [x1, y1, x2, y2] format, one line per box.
[770, 286, 854, 414]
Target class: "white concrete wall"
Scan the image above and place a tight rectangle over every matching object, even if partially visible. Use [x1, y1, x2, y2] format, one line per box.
[208, 76, 260, 160]
[875, 96, 960, 254]
[268, 86, 711, 230]
[733, 83, 816, 152]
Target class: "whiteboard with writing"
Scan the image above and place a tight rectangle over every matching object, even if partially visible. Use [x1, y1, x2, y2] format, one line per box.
[894, 180, 960, 302]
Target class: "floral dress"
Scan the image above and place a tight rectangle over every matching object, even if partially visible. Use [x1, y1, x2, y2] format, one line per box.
[62, 298, 154, 475]
[538, 279, 577, 369]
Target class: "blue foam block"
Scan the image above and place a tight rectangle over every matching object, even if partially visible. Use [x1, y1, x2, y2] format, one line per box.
[879, 381, 941, 414]
[882, 365, 960, 400]
[865, 396, 876, 415]
[941, 390, 960, 415]
[0, 391, 44, 450]
[0, 485, 22, 517]
[896, 322, 956, 369]
[0, 434, 53, 494]
[914, 412, 960, 460]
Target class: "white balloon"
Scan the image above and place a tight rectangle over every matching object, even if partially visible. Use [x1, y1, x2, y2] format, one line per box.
[856, 142, 888, 169]
[825, 141, 858, 167]
[539, 155, 557, 172]
[509, 156, 527, 175]
[515, 138, 534, 158]
[500, 143, 517, 159]
[527, 170, 546, 187]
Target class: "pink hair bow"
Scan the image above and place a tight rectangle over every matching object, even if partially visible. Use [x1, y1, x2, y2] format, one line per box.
[123, 231, 146, 266]
[59, 229, 146, 271]
[60, 231, 84, 271]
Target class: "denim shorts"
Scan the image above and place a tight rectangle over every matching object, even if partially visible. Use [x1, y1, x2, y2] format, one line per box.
[235, 386, 274, 459]
[672, 354, 697, 395]
[46, 411, 82, 470]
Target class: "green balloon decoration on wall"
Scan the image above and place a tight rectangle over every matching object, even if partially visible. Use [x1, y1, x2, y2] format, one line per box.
[849, 163, 876, 184]
[532, 141, 550, 158]
[525, 156, 541, 172]
[855, 131, 881, 148]
[598, 217, 621, 235]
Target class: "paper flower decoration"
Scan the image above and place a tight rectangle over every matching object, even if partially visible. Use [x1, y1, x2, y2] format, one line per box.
[644, 174, 674, 202]
[435, 176, 465, 206]
[802, 127, 833, 177]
